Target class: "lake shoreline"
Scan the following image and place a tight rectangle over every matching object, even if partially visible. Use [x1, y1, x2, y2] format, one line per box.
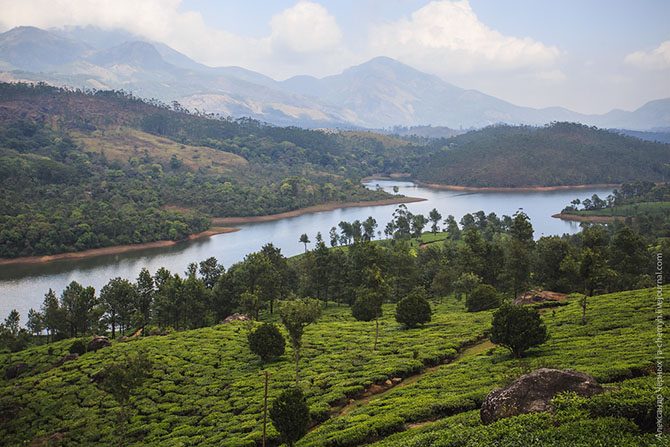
[552, 213, 622, 223]
[212, 196, 426, 225]
[0, 196, 426, 266]
[417, 181, 620, 193]
[362, 176, 619, 193]
[0, 227, 239, 267]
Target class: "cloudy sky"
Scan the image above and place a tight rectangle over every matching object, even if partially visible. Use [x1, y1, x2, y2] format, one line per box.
[0, 0, 668, 114]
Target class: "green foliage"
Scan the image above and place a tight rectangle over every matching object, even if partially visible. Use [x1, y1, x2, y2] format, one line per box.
[248, 323, 285, 362]
[270, 387, 310, 447]
[0, 83, 404, 258]
[490, 303, 548, 357]
[395, 287, 432, 328]
[415, 123, 670, 187]
[465, 284, 501, 312]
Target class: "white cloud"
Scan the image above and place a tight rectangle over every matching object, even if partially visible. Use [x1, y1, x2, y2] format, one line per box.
[625, 40, 670, 70]
[0, 0, 351, 78]
[269, 1, 342, 54]
[369, 0, 560, 74]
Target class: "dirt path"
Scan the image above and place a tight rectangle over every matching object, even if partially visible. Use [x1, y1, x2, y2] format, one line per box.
[330, 337, 493, 419]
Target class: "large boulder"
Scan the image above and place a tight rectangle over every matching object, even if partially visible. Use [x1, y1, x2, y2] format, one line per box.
[87, 336, 111, 352]
[480, 368, 603, 424]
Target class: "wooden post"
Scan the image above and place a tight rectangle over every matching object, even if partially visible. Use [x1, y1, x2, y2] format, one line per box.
[262, 371, 269, 447]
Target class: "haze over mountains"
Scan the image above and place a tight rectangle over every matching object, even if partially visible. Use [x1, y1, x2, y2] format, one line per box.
[1, 26, 668, 131]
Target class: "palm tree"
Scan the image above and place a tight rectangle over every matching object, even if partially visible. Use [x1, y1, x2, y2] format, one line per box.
[298, 234, 310, 252]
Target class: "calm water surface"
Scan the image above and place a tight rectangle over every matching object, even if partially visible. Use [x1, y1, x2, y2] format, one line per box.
[0, 181, 612, 321]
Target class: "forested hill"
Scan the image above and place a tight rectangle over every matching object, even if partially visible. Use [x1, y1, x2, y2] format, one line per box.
[414, 123, 670, 187]
[0, 82, 415, 258]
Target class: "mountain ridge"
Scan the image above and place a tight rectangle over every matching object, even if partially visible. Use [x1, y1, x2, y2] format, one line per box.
[0, 26, 668, 130]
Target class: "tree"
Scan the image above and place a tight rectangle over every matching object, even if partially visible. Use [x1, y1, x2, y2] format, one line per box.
[411, 214, 428, 239]
[61, 281, 99, 337]
[299, 233, 310, 252]
[269, 387, 310, 447]
[100, 278, 138, 338]
[395, 287, 432, 328]
[98, 351, 152, 443]
[578, 248, 615, 324]
[454, 272, 482, 301]
[198, 257, 224, 289]
[26, 308, 43, 337]
[465, 284, 501, 312]
[352, 267, 390, 350]
[444, 215, 461, 240]
[504, 211, 534, 299]
[490, 303, 548, 357]
[41, 288, 65, 341]
[135, 268, 155, 328]
[329, 226, 339, 247]
[362, 216, 378, 241]
[428, 208, 442, 234]
[248, 323, 285, 362]
[3, 309, 20, 337]
[240, 291, 262, 320]
[279, 298, 322, 384]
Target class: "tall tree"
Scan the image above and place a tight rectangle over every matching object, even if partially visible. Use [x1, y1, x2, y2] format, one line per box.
[428, 208, 442, 234]
[279, 298, 322, 384]
[298, 233, 310, 252]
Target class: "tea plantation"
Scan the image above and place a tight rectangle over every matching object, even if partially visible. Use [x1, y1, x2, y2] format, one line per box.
[0, 289, 666, 446]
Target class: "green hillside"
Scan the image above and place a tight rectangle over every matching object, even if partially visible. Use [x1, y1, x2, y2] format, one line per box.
[414, 123, 670, 187]
[0, 83, 415, 258]
[0, 289, 665, 446]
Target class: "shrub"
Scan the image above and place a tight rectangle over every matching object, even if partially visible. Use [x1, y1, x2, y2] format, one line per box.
[247, 323, 285, 362]
[465, 284, 501, 312]
[69, 339, 87, 355]
[270, 387, 310, 447]
[490, 303, 548, 357]
[396, 287, 432, 328]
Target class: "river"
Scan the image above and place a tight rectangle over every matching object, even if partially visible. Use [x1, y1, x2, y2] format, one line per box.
[0, 181, 612, 322]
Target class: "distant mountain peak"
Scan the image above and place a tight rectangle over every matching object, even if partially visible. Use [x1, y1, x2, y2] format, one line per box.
[88, 40, 171, 70]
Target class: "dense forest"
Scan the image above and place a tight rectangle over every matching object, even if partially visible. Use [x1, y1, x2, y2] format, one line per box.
[0, 83, 417, 258]
[414, 123, 670, 187]
[0, 207, 666, 445]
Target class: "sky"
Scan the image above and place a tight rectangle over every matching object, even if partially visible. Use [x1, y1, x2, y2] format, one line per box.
[0, 0, 668, 114]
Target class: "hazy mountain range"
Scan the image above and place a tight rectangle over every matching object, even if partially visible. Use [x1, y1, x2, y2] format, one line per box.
[1, 26, 669, 131]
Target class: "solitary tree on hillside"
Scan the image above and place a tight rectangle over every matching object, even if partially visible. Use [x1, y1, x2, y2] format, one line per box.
[279, 299, 322, 384]
[270, 387, 310, 447]
[395, 287, 432, 328]
[98, 351, 152, 443]
[490, 303, 548, 357]
[352, 267, 391, 350]
[248, 323, 285, 362]
[428, 208, 442, 234]
[299, 234, 310, 252]
[465, 284, 501, 312]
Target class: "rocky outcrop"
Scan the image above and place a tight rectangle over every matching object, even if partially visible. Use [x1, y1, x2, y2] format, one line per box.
[87, 336, 111, 352]
[480, 368, 603, 424]
[222, 313, 251, 324]
[514, 290, 567, 306]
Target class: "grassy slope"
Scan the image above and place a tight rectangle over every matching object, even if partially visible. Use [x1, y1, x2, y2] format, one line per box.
[0, 289, 664, 446]
[72, 127, 247, 175]
[0, 302, 489, 446]
[300, 289, 665, 446]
